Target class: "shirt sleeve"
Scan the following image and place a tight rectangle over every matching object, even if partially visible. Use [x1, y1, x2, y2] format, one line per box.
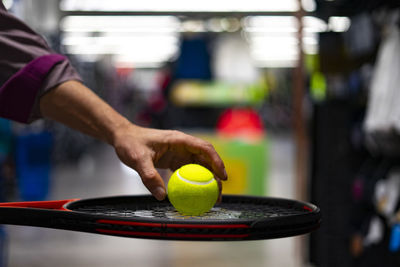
[0, 3, 82, 123]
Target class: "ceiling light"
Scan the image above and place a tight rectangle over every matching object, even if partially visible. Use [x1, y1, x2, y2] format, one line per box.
[60, 16, 180, 33]
[60, 0, 299, 12]
[301, 0, 316, 12]
[328, 16, 351, 32]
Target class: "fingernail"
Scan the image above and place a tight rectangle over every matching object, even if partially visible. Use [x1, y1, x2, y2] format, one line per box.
[153, 187, 166, 201]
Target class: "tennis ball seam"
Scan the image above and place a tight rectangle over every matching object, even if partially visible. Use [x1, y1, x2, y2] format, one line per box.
[176, 169, 214, 186]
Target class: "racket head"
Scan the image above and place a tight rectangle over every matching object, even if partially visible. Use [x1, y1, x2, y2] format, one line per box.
[63, 194, 321, 241]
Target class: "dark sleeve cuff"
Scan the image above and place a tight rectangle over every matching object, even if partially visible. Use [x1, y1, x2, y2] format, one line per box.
[0, 54, 67, 123]
[29, 58, 83, 122]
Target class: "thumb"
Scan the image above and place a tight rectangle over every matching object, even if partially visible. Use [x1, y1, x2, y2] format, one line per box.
[136, 157, 166, 201]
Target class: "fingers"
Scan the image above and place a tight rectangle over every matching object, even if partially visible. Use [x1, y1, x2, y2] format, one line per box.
[136, 157, 166, 201]
[184, 135, 228, 181]
[216, 177, 223, 204]
[183, 135, 225, 203]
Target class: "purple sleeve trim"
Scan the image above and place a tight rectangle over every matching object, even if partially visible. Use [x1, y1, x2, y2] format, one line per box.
[0, 54, 66, 123]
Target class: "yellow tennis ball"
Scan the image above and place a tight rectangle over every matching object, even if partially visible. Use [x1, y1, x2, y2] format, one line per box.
[168, 164, 219, 216]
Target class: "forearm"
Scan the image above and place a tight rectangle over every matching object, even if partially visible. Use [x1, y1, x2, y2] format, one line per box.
[39, 80, 227, 201]
[40, 80, 131, 145]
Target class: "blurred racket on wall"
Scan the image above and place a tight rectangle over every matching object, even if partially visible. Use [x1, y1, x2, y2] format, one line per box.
[0, 195, 320, 241]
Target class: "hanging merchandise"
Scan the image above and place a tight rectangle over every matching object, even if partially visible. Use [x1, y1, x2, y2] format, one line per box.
[374, 168, 400, 219]
[364, 11, 400, 155]
[351, 158, 390, 250]
[372, 167, 400, 256]
[212, 33, 260, 84]
[344, 13, 376, 59]
[364, 216, 384, 247]
[175, 34, 212, 80]
[310, 72, 327, 102]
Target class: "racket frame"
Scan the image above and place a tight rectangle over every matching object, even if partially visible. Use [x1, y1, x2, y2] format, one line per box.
[0, 195, 321, 241]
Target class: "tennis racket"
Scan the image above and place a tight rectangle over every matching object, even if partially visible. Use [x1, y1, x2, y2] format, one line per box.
[0, 194, 321, 241]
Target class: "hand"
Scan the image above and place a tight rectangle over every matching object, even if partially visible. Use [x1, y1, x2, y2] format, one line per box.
[40, 81, 226, 201]
[112, 124, 227, 201]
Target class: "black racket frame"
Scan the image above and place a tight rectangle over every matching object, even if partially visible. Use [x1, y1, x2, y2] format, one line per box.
[0, 195, 321, 241]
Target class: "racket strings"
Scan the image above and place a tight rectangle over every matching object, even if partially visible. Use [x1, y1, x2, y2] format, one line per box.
[71, 201, 309, 221]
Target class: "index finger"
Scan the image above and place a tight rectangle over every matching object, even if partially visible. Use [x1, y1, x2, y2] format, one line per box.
[185, 136, 228, 181]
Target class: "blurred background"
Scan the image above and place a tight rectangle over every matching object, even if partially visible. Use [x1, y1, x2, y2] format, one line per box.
[1, 0, 400, 266]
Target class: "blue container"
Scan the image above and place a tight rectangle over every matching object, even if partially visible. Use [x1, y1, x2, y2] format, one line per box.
[15, 131, 52, 201]
[390, 224, 400, 252]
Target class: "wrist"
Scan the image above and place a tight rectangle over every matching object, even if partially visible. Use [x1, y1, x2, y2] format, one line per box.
[108, 120, 140, 146]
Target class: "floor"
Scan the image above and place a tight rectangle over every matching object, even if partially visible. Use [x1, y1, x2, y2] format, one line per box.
[3, 134, 307, 267]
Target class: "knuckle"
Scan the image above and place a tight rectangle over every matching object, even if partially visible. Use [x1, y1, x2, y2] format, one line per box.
[142, 169, 158, 180]
[170, 129, 182, 136]
[203, 141, 215, 151]
[129, 151, 144, 164]
[165, 130, 182, 142]
[129, 152, 140, 162]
